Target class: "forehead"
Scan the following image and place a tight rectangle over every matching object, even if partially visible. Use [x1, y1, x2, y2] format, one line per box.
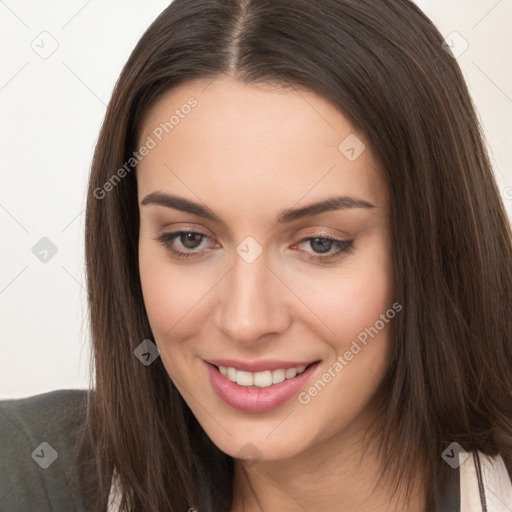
[136, 76, 387, 217]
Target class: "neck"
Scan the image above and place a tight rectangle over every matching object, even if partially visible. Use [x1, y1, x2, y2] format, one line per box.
[229, 414, 426, 512]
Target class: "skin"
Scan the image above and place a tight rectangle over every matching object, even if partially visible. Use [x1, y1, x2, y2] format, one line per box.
[137, 76, 425, 511]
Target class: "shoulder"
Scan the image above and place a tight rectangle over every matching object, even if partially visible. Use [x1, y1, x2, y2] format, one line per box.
[460, 449, 512, 511]
[0, 389, 95, 512]
[0, 388, 89, 426]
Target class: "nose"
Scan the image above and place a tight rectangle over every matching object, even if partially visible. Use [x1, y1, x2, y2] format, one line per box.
[213, 251, 291, 345]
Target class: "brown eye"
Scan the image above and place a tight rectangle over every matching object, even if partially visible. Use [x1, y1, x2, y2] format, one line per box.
[180, 232, 205, 249]
[156, 230, 213, 260]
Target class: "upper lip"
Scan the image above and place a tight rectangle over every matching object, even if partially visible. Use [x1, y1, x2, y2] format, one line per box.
[204, 358, 318, 373]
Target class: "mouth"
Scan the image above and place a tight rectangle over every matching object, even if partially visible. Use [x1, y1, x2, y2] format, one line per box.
[204, 360, 321, 412]
[210, 361, 317, 388]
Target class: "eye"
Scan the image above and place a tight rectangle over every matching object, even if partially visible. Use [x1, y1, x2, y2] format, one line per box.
[155, 231, 354, 263]
[292, 236, 354, 262]
[156, 230, 215, 260]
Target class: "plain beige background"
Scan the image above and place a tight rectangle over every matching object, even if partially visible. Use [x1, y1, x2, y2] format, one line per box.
[0, 0, 511, 398]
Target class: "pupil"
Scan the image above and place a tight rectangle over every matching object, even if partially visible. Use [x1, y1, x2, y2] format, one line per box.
[310, 238, 332, 254]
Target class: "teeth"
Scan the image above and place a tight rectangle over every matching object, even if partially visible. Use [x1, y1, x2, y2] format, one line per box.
[227, 367, 237, 381]
[218, 364, 308, 388]
[272, 369, 286, 385]
[253, 370, 272, 387]
[236, 371, 253, 386]
[285, 368, 297, 379]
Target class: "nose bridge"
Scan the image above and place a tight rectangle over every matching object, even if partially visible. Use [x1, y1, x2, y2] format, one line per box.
[214, 249, 288, 343]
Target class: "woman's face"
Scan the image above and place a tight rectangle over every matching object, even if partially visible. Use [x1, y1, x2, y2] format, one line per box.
[137, 76, 394, 462]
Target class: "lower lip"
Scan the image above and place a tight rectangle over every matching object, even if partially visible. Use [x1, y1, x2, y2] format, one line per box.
[205, 361, 320, 413]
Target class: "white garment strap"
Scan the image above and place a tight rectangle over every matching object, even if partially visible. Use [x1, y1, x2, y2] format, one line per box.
[460, 450, 512, 511]
[107, 466, 122, 512]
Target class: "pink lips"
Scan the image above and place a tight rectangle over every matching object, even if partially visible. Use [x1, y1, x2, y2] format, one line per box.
[204, 360, 320, 413]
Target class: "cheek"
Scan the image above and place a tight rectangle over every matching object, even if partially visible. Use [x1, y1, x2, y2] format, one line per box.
[138, 241, 221, 368]
[283, 231, 394, 352]
[140, 255, 198, 329]
[282, 235, 395, 413]
[292, 248, 395, 432]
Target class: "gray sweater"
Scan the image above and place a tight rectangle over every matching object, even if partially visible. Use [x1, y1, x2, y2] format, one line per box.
[0, 389, 99, 512]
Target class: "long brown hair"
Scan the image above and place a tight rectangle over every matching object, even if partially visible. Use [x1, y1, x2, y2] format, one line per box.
[79, 0, 512, 510]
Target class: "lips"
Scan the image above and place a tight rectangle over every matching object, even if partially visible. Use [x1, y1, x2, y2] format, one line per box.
[204, 359, 321, 413]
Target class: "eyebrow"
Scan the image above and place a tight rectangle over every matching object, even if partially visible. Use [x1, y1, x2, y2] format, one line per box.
[141, 192, 375, 224]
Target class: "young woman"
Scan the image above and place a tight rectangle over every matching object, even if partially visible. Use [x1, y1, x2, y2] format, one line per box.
[2, 0, 511, 511]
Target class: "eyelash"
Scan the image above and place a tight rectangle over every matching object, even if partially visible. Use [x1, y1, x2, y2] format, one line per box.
[155, 230, 354, 263]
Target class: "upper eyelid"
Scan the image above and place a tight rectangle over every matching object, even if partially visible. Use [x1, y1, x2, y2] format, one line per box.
[157, 222, 352, 241]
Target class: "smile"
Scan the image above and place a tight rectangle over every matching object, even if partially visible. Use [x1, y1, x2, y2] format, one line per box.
[217, 364, 307, 388]
[204, 360, 321, 412]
